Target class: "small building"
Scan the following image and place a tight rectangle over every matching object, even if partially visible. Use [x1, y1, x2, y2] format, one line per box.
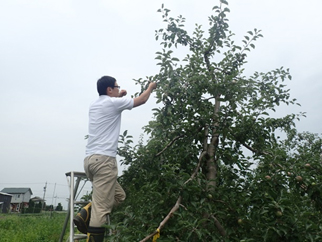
[0, 188, 33, 212]
[0, 192, 13, 213]
[31, 196, 45, 209]
[31, 196, 45, 203]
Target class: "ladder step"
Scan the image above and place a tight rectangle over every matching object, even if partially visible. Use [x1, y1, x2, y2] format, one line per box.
[59, 171, 89, 242]
[65, 171, 88, 178]
[75, 201, 89, 205]
[74, 234, 87, 241]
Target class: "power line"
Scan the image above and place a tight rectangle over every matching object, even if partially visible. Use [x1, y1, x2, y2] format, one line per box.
[0, 182, 44, 185]
[0, 182, 69, 187]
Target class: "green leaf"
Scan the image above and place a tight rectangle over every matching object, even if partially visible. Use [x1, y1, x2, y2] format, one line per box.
[220, 0, 229, 5]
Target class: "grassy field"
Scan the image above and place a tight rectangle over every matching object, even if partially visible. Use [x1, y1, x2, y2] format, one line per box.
[0, 212, 72, 242]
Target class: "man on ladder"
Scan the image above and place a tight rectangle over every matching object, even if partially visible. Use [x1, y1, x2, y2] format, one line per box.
[74, 75, 157, 242]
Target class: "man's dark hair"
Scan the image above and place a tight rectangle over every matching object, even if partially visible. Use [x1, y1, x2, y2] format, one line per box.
[97, 76, 116, 96]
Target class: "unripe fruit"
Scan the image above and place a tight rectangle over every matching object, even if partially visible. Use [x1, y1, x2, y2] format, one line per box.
[238, 219, 243, 225]
[276, 211, 283, 217]
[295, 176, 303, 182]
[304, 164, 311, 168]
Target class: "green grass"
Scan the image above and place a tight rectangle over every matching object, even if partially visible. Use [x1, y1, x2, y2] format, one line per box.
[0, 212, 71, 242]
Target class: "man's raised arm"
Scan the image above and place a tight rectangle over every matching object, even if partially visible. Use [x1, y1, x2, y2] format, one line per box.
[133, 82, 157, 108]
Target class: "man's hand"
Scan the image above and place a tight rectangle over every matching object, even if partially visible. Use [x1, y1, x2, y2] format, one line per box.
[148, 82, 157, 90]
[119, 89, 127, 97]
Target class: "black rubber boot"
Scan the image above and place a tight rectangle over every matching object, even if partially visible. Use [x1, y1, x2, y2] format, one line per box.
[87, 226, 105, 242]
[73, 202, 91, 234]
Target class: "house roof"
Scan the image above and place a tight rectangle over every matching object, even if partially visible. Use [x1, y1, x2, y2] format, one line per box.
[0, 192, 13, 196]
[1, 188, 33, 195]
[31, 196, 44, 202]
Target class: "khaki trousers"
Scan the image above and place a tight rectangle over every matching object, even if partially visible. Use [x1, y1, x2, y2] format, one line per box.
[84, 154, 126, 227]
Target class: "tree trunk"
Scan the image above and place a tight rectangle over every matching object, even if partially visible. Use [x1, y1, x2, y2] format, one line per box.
[206, 96, 221, 191]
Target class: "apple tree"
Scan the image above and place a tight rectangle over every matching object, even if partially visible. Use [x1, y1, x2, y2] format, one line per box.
[113, 1, 322, 241]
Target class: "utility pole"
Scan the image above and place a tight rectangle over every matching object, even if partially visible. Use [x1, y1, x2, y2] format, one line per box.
[51, 183, 56, 209]
[42, 182, 47, 210]
[50, 183, 56, 217]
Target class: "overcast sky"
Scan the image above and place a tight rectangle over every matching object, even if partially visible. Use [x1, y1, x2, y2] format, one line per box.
[1, 0, 321, 209]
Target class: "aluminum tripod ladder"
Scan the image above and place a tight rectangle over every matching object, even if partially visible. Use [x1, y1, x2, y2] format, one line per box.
[59, 171, 88, 242]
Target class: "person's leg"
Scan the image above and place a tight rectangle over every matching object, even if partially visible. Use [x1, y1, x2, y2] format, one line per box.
[86, 226, 105, 242]
[84, 155, 94, 182]
[114, 181, 126, 207]
[73, 202, 91, 234]
[89, 155, 117, 227]
[73, 156, 94, 234]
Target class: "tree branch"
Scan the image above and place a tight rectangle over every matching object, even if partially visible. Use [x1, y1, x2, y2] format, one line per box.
[155, 126, 204, 157]
[203, 125, 209, 151]
[140, 196, 182, 242]
[184, 150, 208, 185]
[240, 141, 272, 156]
[229, 128, 273, 157]
[210, 215, 226, 237]
[155, 134, 184, 157]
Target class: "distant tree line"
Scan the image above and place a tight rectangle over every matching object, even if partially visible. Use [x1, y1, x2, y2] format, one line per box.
[22, 200, 63, 213]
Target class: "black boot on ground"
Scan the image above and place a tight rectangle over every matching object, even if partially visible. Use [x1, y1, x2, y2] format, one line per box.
[73, 202, 91, 234]
[87, 226, 105, 242]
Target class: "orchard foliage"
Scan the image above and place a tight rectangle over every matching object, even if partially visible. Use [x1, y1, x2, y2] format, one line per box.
[113, 1, 322, 241]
